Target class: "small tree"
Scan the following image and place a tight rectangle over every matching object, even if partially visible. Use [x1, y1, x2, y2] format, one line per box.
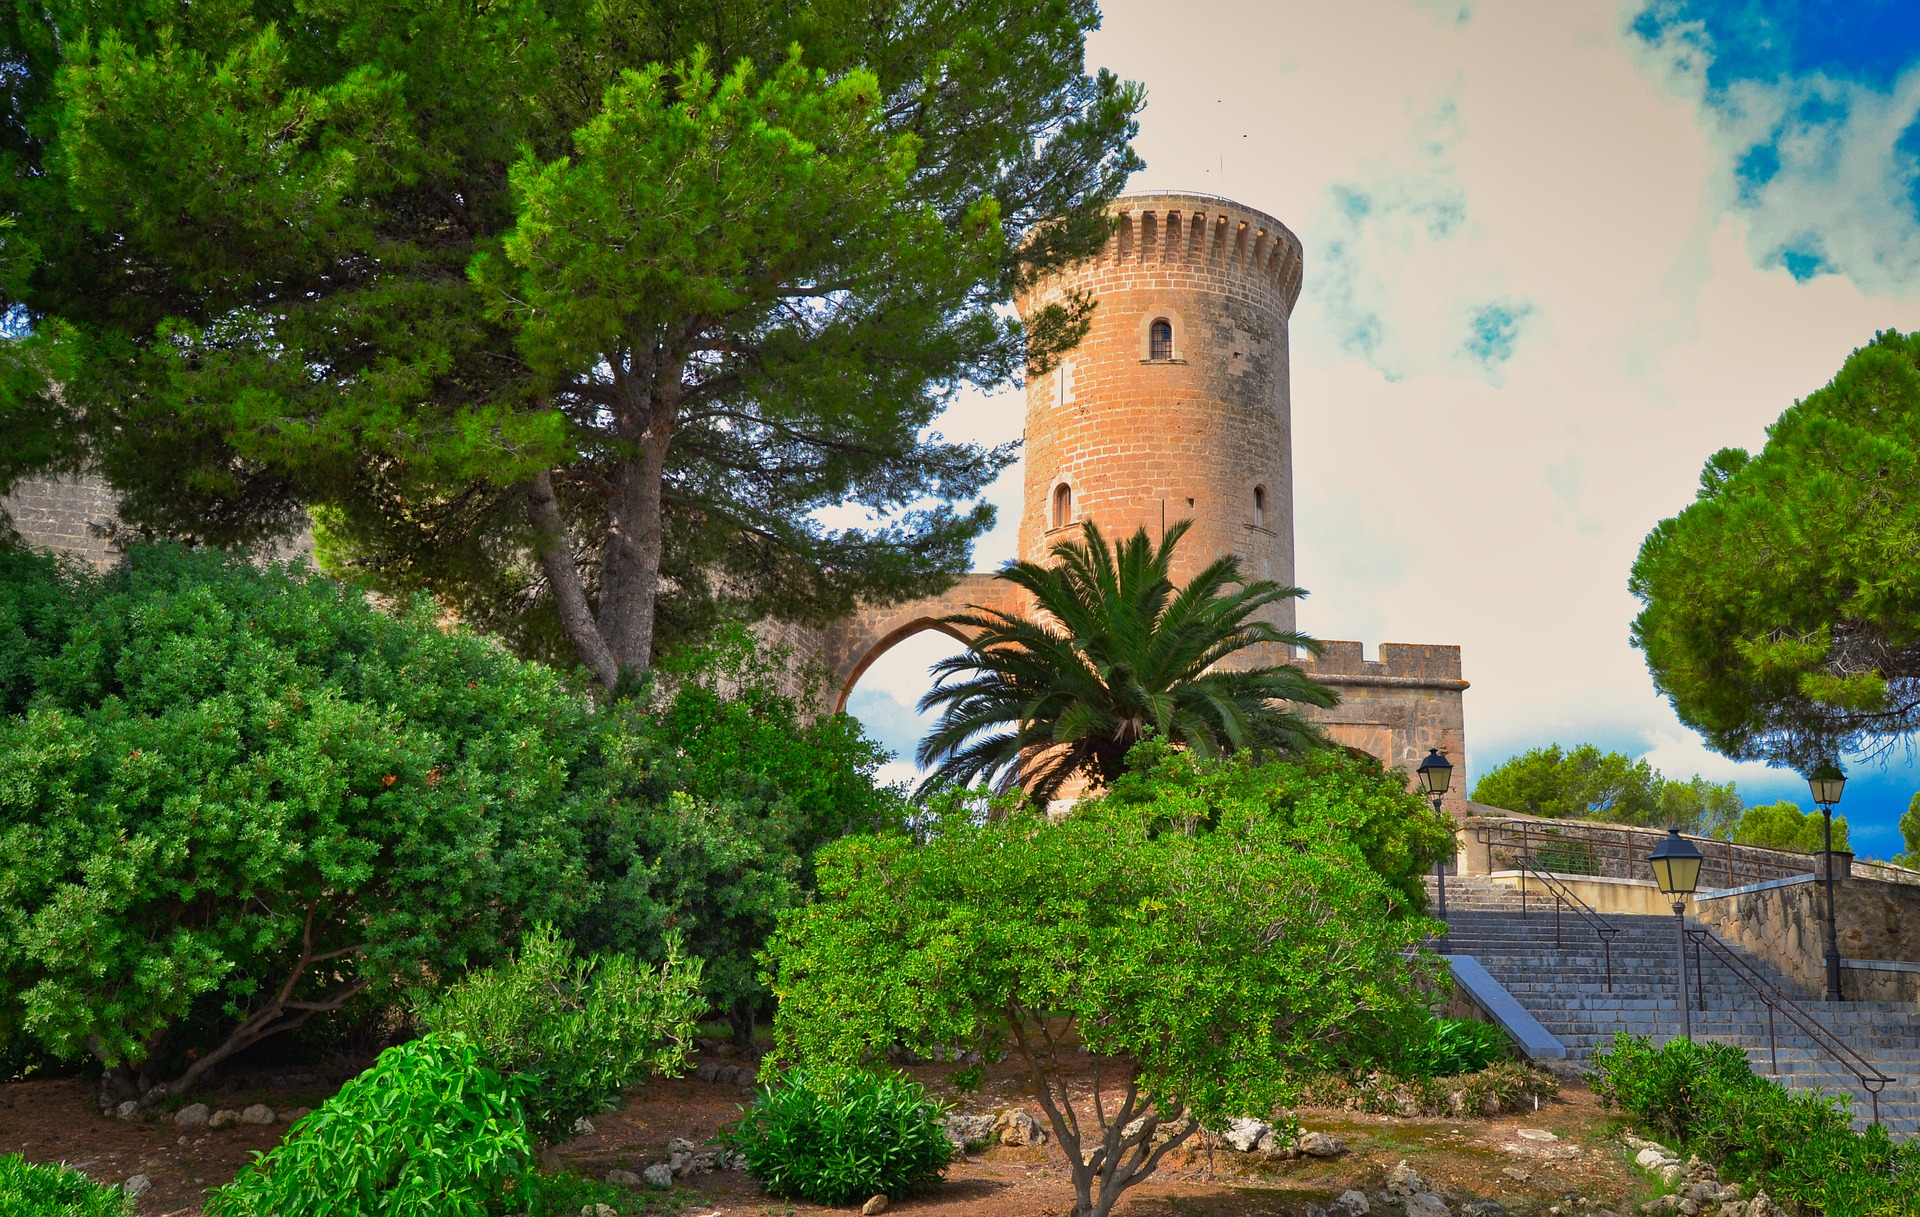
[917, 519, 1336, 803]
[1726, 800, 1848, 854]
[767, 765, 1442, 1217]
[0, 545, 595, 1100]
[1471, 743, 1743, 837]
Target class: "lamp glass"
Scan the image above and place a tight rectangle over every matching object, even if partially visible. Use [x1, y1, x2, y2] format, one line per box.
[1649, 827, 1703, 896]
[1808, 764, 1846, 807]
[1416, 749, 1452, 796]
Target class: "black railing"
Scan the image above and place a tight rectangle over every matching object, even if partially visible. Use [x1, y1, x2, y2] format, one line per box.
[1477, 817, 1820, 890]
[1514, 858, 1619, 992]
[1686, 926, 1893, 1127]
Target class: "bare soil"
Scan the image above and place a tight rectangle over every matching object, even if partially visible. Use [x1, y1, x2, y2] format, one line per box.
[0, 1051, 1657, 1217]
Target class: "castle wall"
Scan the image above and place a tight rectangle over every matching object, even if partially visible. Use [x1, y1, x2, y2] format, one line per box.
[2, 472, 124, 569]
[1298, 641, 1471, 814]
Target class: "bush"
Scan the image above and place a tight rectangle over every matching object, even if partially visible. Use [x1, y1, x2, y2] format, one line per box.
[420, 924, 705, 1145]
[0, 544, 595, 1100]
[720, 1069, 952, 1205]
[572, 626, 908, 1042]
[206, 1035, 535, 1217]
[1592, 1034, 1920, 1215]
[0, 1154, 133, 1217]
[1390, 1017, 1511, 1078]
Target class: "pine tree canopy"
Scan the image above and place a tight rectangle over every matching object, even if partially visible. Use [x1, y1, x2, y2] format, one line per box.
[0, 0, 1143, 686]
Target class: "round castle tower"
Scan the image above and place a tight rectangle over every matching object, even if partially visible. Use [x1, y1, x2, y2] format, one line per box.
[1015, 192, 1304, 629]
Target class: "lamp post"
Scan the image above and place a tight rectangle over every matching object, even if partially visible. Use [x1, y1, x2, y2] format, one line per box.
[1649, 827, 1704, 1040]
[1417, 749, 1454, 942]
[1809, 762, 1848, 1002]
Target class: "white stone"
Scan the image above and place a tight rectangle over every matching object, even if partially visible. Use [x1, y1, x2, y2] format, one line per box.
[1516, 1128, 1557, 1142]
[210, 1108, 241, 1129]
[239, 1103, 275, 1125]
[115, 1100, 140, 1121]
[582, 1206, 618, 1217]
[1221, 1117, 1271, 1153]
[1297, 1130, 1347, 1158]
[643, 1163, 674, 1188]
[604, 1169, 642, 1186]
[1635, 1148, 1669, 1170]
[862, 1196, 890, 1216]
[174, 1102, 210, 1127]
[572, 1117, 596, 1137]
[997, 1109, 1047, 1146]
[123, 1175, 152, 1197]
[1334, 1188, 1371, 1216]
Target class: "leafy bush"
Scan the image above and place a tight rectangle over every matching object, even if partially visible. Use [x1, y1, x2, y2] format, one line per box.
[0, 1154, 133, 1217]
[573, 626, 908, 1042]
[1389, 1018, 1511, 1078]
[206, 1035, 535, 1217]
[1592, 1033, 1920, 1215]
[0, 544, 595, 1099]
[720, 1069, 952, 1205]
[1295, 1061, 1557, 1117]
[421, 924, 705, 1144]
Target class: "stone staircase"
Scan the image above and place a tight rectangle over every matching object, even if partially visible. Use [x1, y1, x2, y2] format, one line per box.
[1431, 875, 1920, 1137]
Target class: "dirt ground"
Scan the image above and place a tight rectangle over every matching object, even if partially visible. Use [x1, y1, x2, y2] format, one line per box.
[0, 1050, 1657, 1217]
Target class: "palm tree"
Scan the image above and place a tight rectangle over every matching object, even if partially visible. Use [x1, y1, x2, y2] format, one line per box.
[915, 519, 1337, 803]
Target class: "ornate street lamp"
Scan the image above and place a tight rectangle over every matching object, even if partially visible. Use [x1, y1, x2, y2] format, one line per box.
[1649, 827, 1704, 1040]
[1809, 762, 1848, 1002]
[1417, 749, 1454, 941]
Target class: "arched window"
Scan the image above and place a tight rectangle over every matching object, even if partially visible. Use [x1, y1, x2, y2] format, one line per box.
[1253, 485, 1267, 529]
[1149, 318, 1174, 361]
[1052, 482, 1073, 529]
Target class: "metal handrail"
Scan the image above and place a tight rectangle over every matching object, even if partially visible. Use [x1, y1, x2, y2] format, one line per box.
[1476, 817, 1822, 890]
[1514, 858, 1619, 993]
[1685, 926, 1894, 1127]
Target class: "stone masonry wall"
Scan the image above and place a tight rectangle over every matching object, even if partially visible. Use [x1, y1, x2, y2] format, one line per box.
[2, 472, 124, 569]
[1692, 875, 1920, 1008]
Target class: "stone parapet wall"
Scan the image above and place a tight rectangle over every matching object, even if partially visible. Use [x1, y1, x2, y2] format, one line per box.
[1297, 641, 1469, 812]
[1692, 874, 1920, 1008]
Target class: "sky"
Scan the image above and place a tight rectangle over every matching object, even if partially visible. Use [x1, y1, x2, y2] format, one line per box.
[846, 0, 1920, 860]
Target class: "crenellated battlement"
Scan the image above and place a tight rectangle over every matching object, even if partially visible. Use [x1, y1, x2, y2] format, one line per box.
[1102, 192, 1304, 311]
[1296, 640, 1467, 689]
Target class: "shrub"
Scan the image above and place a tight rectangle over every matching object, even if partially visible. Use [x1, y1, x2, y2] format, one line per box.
[768, 784, 1444, 1217]
[720, 1069, 951, 1205]
[420, 924, 705, 1144]
[1390, 1017, 1511, 1078]
[1592, 1033, 1920, 1215]
[572, 626, 908, 1043]
[0, 1154, 133, 1217]
[206, 1035, 535, 1217]
[0, 544, 595, 1100]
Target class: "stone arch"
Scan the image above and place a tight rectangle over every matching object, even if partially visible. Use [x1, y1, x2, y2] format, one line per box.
[819, 573, 1028, 715]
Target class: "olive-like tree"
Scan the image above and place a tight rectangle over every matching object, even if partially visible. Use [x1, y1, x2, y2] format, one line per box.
[915, 519, 1336, 802]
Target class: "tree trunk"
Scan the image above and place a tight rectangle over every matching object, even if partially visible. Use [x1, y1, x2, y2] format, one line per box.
[530, 469, 619, 690]
[600, 416, 672, 676]
[726, 996, 758, 1051]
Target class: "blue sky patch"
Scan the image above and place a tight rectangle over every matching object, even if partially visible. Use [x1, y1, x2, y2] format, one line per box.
[1464, 301, 1534, 367]
[1633, 1, 1920, 94]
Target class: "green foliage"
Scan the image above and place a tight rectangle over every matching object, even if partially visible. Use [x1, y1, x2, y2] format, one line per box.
[1898, 793, 1920, 868]
[1386, 1018, 1511, 1078]
[572, 627, 909, 1038]
[918, 520, 1337, 804]
[1294, 1061, 1557, 1118]
[0, 544, 594, 1097]
[207, 1035, 537, 1217]
[1470, 744, 1743, 836]
[767, 773, 1442, 1217]
[1630, 330, 1920, 772]
[1728, 800, 1849, 853]
[719, 1069, 952, 1205]
[1592, 1034, 1920, 1216]
[420, 925, 704, 1146]
[2, 0, 1141, 684]
[0, 1154, 133, 1217]
[1098, 739, 1454, 912]
[523, 1172, 684, 1216]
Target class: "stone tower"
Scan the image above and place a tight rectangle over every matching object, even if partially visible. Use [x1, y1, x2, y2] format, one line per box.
[1015, 192, 1302, 628]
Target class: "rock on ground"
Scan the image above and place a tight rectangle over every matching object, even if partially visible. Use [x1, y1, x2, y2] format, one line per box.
[862, 1196, 890, 1215]
[115, 1101, 139, 1121]
[943, 1113, 996, 1153]
[996, 1109, 1047, 1147]
[173, 1103, 210, 1128]
[581, 1206, 618, 1217]
[209, 1109, 241, 1129]
[1334, 1188, 1371, 1216]
[1385, 1160, 1429, 1198]
[604, 1169, 642, 1186]
[1406, 1194, 1451, 1217]
[1221, 1117, 1271, 1153]
[239, 1104, 275, 1125]
[123, 1175, 152, 1197]
[1297, 1130, 1347, 1158]
[643, 1163, 674, 1188]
